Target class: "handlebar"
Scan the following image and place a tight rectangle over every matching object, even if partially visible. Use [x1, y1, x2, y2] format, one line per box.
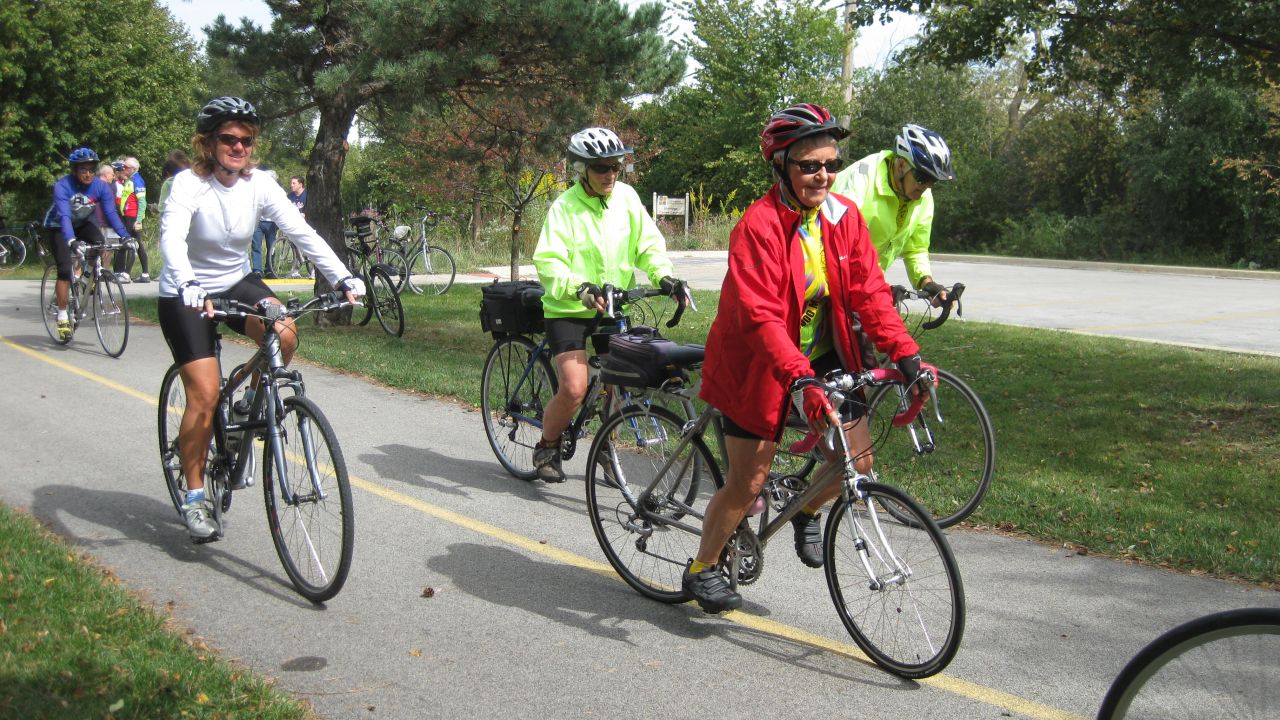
[599, 283, 695, 328]
[891, 282, 965, 330]
[209, 292, 356, 321]
[786, 364, 939, 455]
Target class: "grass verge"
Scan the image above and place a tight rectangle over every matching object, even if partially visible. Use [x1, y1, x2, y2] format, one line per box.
[0, 503, 314, 720]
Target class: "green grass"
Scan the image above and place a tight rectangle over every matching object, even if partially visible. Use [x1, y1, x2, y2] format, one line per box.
[131, 285, 1280, 584]
[0, 503, 315, 720]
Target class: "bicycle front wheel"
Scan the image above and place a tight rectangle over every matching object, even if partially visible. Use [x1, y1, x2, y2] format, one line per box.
[40, 265, 71, 344]
[586, 404, 721, 603]
[868, 368, 995, 528]
[263, 395, 354, 603]
[367, 266, 405, 337]
[0, 234, 26, 271]
[824, 481, 964, 679]
[406, 245, 456, 295]
[481, 336, 556, 479]
[93, 275, 128, 357]
[1097, 607, 1280, 719]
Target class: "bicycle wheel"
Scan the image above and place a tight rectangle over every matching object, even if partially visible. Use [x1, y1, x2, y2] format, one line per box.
[367, 266, 405, 337]
[379, 250, 410, 294]
[868, 368, 995, 528]
[262, 395, 354, 603]
[92, 274, 128, 357]
[586, 404, 721, 603]
[0, 234, 26, 271]
[1097, 607, 1280, 719]
[481, 336, 557, 479]
[157, 365, 223, 517]
[824, 481, 964, 679]
[406, 245, 456, 295]
[40, 265, 71, 345]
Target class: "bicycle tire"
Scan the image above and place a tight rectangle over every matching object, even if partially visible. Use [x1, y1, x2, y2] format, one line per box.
[406, 245, 456, 295]
[262, 394, 354, 603]
[824, 481, 964, 679]
[867, 368, 994, 528]
[157, 364, 221, 517]
[481, 336, 557, 480]
[0, 234, 26, 271]
[585, 404, 721, 603]
[1096, 607, 1280, 719]
[366, 266, 405, 337]
[380, 249, 411, 294]
[93, 274, 128, 357]
[39, 265, 70, 345]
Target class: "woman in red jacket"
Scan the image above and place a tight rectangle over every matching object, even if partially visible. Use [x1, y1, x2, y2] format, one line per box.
[685, 104, 928, 613]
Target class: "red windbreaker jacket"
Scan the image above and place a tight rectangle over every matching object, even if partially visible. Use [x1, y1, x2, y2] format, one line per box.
[699, 186, 920, 439]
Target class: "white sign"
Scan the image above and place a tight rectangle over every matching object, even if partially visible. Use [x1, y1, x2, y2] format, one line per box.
[654, 195, 687, 216]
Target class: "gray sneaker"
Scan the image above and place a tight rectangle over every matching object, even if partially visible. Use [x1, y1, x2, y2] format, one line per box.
[533, 441, 565, 483]
[181, 498, 219, 542]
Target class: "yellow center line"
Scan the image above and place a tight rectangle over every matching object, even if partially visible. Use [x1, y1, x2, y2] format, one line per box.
[1, 333, 1088, 720]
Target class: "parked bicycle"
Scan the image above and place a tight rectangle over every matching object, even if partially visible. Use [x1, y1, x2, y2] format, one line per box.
[479, 281, 691, 481]
[345, 217, 406, 337]
[39, 240, 129, 357]
[392, 208, 456, 296]
[584, 362, 964, 679]
[1096, 606, 1280, 719]
[347, 215, 410, 294]
[267, 231, 313, 280]
[0, 219, 47, 272]
[157, 293, 356, 603]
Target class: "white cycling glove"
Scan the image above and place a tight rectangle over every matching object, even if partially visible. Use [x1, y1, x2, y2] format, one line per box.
[179, 281, 208, 310]
[337, 276, 366, 298]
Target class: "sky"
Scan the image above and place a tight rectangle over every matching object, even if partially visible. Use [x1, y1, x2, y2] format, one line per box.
[158, 0, 921, 69]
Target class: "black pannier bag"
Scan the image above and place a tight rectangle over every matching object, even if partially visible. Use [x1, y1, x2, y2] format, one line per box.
[601, 330, 688, 389]
[479, 280, 545, 336]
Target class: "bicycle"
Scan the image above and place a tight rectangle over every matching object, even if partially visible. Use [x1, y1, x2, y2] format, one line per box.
[774, 282, 995, 529]
[1096, 606, 1280, 719]
[584, 365, 965, 679]
[267, 230, 313, 280]
[392, 208, 457, 296]
[347, 215, 411, 295]
[479, 282, 691, 481]
[344, 218, 406, 337]
[39, 240, 129, 357]
[157, 293, 356, 603]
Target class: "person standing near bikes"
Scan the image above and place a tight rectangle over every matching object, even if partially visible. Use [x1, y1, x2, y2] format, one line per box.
[686, 104, 928, 613]
[157, 96, 365, 541]
[831, 124, 956, 306]
[44, 147, 134, 342]
[531, 127, 688, 483]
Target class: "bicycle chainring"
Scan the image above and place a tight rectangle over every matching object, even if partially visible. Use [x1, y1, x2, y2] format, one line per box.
[723, 526, 764, 585]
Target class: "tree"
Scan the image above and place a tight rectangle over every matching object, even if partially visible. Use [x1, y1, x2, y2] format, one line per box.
[204, 0, 683, 301]
[0, 0, 200, 217]
[634, 0, 848, 210]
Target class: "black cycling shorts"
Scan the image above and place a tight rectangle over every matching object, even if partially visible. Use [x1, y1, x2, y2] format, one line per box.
[46, 223, 105, 282]
[720, 351, 868, 442]
[544, 317, 599, 356]
[158, 274, 276, 366]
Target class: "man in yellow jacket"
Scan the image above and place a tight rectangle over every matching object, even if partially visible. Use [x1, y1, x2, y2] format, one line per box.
[531, 127, 686, 482]
[831, 124, 955, 305]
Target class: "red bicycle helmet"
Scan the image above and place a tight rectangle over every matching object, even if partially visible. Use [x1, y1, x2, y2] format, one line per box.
[760, 104, 849, 161]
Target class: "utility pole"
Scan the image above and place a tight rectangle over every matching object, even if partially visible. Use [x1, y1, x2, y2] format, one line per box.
[841, 0, 857, 128]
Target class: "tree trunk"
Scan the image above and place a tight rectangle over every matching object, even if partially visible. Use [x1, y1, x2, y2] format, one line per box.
[471, 191, 482, 247]
[509, 207, 523, 282]
[308, 98, 358, 326]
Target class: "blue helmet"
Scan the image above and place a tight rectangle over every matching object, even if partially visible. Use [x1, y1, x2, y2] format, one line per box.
[68, 147, 99, 166]
[894, 124, 956, 182]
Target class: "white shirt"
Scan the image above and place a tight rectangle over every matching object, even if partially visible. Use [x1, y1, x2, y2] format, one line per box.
[158, 168, 350, 296]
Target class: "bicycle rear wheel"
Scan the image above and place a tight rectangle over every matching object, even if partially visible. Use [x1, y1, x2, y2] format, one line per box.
[406, 245, 456, 295]
[263, 395, 354, 603]
[367, 266, 405, 337]
[481, 336, 556, 479]
[158, 365, 222, 517]
[586, 404, 721, 603]
[1097, 607, 1280, 719]
[824, 481, 964, 679]
[93, 274, 128, 357]
[868, 368, 994, 528]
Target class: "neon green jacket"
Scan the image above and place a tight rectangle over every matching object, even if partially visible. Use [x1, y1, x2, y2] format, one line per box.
[533, 180, 675, 319]
[831, 150, 934, 288]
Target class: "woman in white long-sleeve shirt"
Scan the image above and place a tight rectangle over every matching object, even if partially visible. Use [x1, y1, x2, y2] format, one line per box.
[158, 96, 365, 542]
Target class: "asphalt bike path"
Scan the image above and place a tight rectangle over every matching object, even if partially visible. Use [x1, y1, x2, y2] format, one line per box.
[0, 276, 1275, 719]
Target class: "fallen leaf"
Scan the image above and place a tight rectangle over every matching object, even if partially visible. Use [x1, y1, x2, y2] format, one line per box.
[196, 692, 209, 705]
[108, 700, 124, 713]
[421, 587, 435, 598]
[409, 649, 422, 657]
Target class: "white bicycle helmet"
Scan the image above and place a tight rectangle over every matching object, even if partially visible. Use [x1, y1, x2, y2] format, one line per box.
[567, 127, 632, 164]
[895, 124, 956, 182]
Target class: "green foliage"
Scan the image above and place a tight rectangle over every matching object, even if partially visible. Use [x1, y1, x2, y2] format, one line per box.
[633, 0, 848, 210]
[0, 0, 201, 218]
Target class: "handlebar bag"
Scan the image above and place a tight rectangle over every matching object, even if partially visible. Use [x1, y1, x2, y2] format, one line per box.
[480, 280, 545, 336]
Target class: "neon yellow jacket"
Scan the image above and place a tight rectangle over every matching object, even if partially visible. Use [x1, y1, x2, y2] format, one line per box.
[533, 180, 675, 319]
[831, 150, 934, 288]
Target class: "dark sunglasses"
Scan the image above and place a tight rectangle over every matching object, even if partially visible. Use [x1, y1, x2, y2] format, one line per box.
[587, 162, 623, 175]
[216, 133, 255, 148]
[789, 158, 844, 175]
[911, 167, 937, 185]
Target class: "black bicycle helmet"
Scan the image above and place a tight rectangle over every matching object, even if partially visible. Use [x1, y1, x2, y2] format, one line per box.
[196, 96, 260, 135]
[68, 147, 99, 166]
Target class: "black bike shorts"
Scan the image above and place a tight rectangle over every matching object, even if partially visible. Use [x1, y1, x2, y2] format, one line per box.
[158, 274, 276, 366]
[47, 223, 105, 281]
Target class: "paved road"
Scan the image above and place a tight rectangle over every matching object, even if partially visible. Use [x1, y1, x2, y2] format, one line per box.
[0, 273, 1276, 720]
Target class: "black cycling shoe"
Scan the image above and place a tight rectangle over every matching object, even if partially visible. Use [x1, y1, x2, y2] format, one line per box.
[682, 566, 742, 614]
[792, 511, 824, 568]
[533, 440, 565, 483]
